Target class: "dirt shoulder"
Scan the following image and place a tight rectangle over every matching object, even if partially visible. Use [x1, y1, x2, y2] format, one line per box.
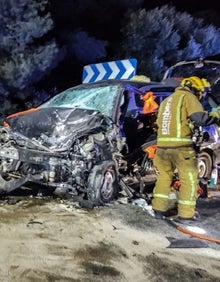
[0, 195, 220, 282]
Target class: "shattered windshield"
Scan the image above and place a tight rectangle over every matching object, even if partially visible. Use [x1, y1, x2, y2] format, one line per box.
[169, 61, 220, 84]
[40, 84, 121, 118]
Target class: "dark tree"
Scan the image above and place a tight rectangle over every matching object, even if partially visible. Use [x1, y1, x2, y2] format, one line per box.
[117, 5, 220, 80]
[0, 0, 60, 117]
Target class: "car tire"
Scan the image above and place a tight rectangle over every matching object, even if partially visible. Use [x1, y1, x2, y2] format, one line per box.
[197, 151, 213, 179]
[87, 160, 119, 205]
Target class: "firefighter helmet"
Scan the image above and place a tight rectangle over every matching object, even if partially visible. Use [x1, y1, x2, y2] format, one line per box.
[180, 76, 211, 100]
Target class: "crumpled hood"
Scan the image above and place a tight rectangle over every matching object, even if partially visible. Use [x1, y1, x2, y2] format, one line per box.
[6, 107, 113, 150]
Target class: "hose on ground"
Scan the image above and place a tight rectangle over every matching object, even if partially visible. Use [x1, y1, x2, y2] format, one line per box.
[165, 217, 220, 245]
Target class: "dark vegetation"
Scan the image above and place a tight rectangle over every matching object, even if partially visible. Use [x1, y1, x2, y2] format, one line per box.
[0, 0, 220, 121]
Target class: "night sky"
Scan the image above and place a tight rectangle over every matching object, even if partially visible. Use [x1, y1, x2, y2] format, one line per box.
[144, 0, 220, 12]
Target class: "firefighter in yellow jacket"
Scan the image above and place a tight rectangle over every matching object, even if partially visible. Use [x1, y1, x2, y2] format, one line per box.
[152, 76, 220, 221]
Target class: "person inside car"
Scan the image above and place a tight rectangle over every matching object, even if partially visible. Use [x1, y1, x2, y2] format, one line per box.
[151, 76, 220, 222]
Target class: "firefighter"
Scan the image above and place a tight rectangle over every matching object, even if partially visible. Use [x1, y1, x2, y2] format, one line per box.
[152, 76, 220, 221]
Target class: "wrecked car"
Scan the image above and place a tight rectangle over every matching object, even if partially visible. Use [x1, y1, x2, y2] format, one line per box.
[1, 59, 219, 204]
[0, 80, 165, 204]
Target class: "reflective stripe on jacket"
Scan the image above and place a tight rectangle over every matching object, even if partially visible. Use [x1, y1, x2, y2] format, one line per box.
[156, 87, 204, 147]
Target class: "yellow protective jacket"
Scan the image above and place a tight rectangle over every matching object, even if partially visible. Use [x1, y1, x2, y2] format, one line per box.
[156, 86, 218, 148]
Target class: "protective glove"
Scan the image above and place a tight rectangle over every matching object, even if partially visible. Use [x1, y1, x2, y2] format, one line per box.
[209, 107, 220, 126]
[209, 106, 220, 119]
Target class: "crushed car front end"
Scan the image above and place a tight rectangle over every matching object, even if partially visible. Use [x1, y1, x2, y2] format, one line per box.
[0, 82, 126, 203]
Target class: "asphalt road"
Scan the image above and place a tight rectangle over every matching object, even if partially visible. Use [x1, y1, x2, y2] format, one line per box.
[2, 183, 220, 251]
[113, 186, 220, 250]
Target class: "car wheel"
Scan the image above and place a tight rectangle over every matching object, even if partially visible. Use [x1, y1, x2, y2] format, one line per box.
[197, 151, 213, 179]
[87, 161, 119, 205]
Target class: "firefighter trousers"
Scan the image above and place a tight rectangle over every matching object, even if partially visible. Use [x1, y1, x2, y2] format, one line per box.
[152, 147, 198, 218]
